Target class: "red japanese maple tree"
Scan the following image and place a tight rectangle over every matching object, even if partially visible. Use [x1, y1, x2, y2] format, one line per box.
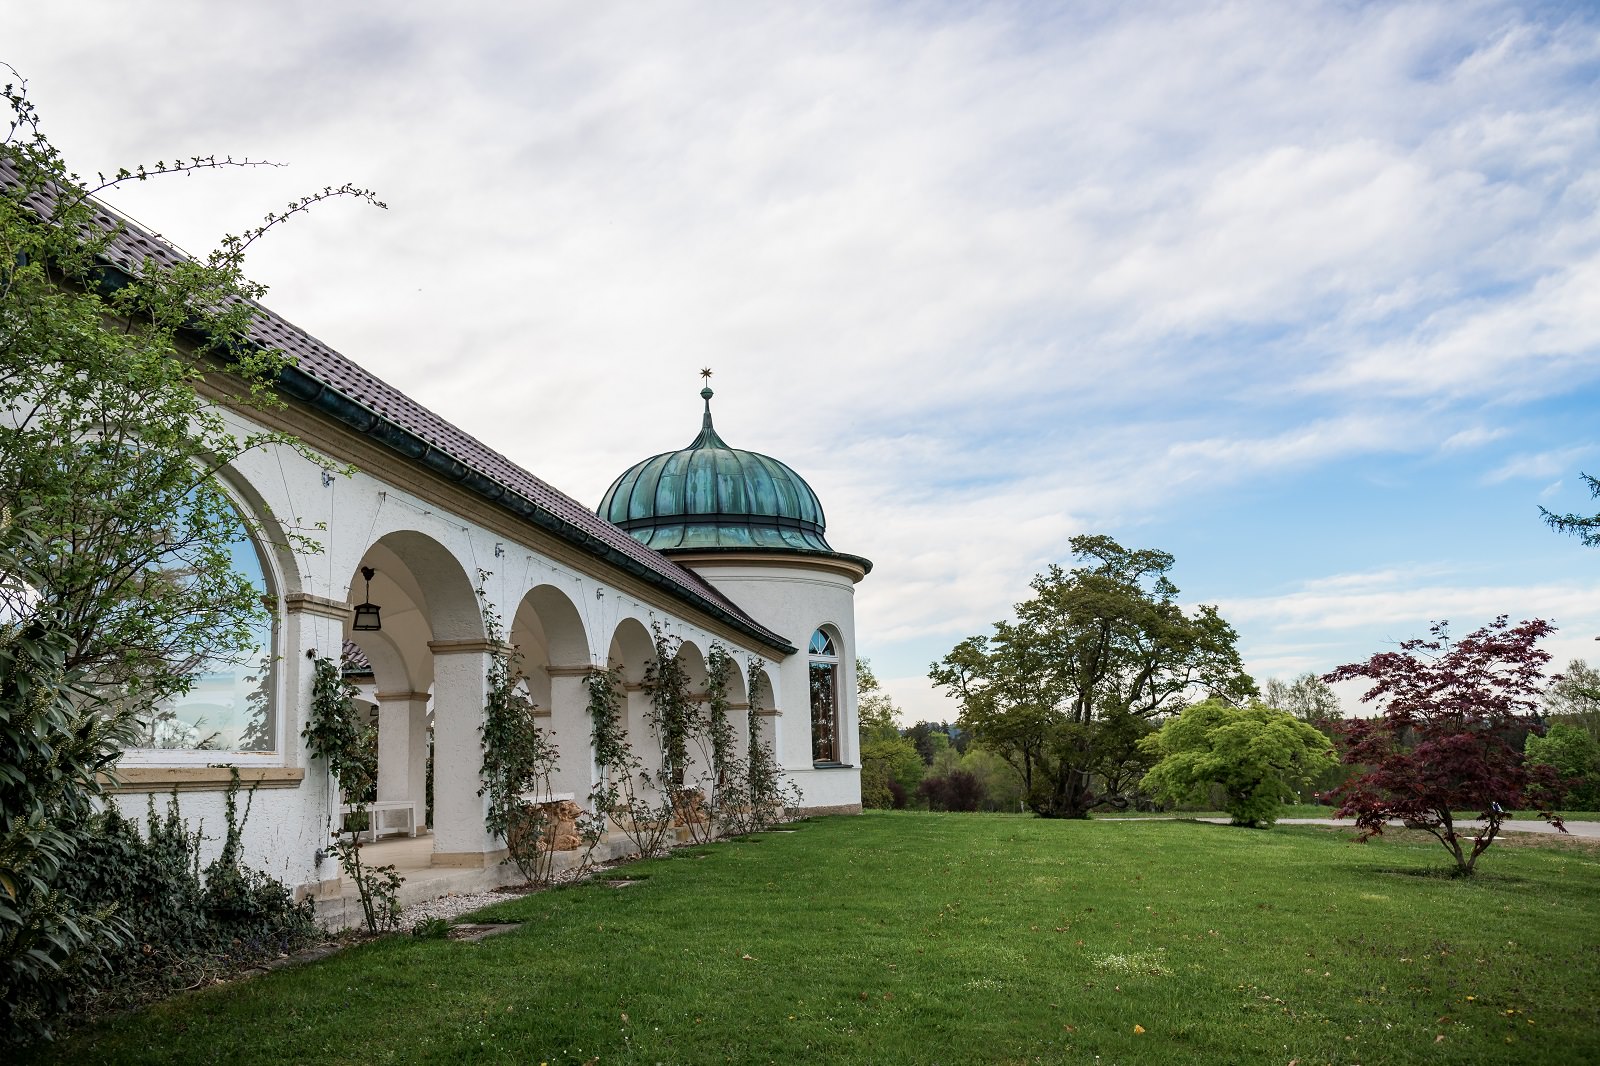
[1322, 616, 1566, 875]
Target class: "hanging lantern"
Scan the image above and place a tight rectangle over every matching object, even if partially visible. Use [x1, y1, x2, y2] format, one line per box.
[352, 566, 382, 631]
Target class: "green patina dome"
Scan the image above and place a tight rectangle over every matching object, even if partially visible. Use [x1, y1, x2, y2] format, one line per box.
[598, 386, 836, 554]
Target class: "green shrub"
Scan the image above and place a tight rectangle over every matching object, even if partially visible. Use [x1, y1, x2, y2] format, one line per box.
[6, 785, 317, 1042]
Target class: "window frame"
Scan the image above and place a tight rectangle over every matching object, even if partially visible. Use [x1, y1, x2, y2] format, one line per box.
[808, 626, 842, 766]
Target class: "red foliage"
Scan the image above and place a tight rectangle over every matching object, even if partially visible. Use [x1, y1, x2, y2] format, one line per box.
[1322, 616, 1567, 874]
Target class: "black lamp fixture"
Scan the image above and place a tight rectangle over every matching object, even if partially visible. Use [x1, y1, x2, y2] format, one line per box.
[352, 566, 382, 631]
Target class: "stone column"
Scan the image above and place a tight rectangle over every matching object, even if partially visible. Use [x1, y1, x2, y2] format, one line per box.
[546, 664, 601, 802]
[375, 690, 430, 812]
[624, 682, 660, 798]
[282, 592, 353, 901]
[427, 638, 502, 866]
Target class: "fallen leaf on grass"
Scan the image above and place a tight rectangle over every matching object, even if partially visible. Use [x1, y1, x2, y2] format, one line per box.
[741, 953, 757, 961]
[1133, 1024, 1145, 1034]
[1435, 1035, 1446, 1043]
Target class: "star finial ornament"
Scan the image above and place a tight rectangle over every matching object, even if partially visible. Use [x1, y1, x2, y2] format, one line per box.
[699, 367, 714, 382]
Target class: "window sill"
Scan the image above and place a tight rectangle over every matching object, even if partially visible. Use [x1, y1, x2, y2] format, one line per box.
[810, 761, 855, 770]
[118, 749, 283, 768]
[100, 766, 306, 794]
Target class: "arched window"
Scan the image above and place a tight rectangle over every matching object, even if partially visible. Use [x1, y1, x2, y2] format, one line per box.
[809, 627, 840, 764]
[136, 496, 277, 756]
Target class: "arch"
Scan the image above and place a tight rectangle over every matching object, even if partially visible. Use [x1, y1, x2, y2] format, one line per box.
[512, 584, 591, 669]
[718, 652, 749, 708]
[749, 665, 778, 714]
[344, 529, 483, 861]
[675, 639, 709, 693]
[216, 463, 302, 601]
[747, 663, 780, 767]
[345, 629, 418, 695]
[351, 530, 484, 644]
[607, 616, 654, 684]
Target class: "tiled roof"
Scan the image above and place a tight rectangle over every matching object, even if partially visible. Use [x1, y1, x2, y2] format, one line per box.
[2, 158, 795, 654]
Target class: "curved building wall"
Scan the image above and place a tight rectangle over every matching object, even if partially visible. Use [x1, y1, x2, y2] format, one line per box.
[672, 555, 864, 814]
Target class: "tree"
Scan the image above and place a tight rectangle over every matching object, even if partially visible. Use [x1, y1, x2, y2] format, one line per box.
[860, 735, 922, 809]
[855, 658, 901, 744]
[1540, 471, 1600, 545]
[1262, 671, 1349, 801]
[930, 535, 1255, 818]
[1323, 616, 1567, 875]
[907, 721, 954, 765]
[0, 75, 377, 1037]
[1140, 699, 1336, 827]
[1544, 659, 1600, 743]
[1525, 723, 1600, 811]
[1262, 673, 1342, 727]
[856, 658, 919, 808]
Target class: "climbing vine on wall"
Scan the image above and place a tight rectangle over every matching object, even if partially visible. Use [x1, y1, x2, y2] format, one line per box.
[586, 662, 674, 859]
[474, 573, 561, 884]
[683, 643, 738, 843]
[302, 655, 401, 932]
[731, 661, 800, 835]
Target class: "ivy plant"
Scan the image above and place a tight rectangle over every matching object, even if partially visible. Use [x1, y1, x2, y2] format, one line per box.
[301, 655, 400, 931]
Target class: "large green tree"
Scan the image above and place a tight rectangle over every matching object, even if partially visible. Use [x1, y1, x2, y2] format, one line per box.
[1544, 658, 1600, 744]
[1262, 672, 1342, 727]
[0, 76, 376, 1038]
[1140, 699, 1336, 827]
[1525, 722, 1600, 811]
[930, 535, 1255, 818]
[855, 659, 920, 808]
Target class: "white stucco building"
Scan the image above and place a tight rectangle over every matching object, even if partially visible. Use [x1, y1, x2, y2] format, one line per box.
[82, 196, 870, 906]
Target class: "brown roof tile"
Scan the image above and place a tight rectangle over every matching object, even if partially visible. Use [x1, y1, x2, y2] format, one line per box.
[3, 158, 794, 654]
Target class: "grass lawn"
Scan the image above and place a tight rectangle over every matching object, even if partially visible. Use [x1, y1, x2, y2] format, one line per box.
[27, 813, 1600, 1065]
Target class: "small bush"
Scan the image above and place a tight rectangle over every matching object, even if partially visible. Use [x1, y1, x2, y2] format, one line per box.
[918, 771, 985, 812]
[410, 917, 450, 939]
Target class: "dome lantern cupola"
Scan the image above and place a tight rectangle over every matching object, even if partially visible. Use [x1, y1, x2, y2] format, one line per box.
[598, 384, 867, 572]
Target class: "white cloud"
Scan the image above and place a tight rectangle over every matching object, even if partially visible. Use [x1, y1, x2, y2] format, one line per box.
[1483, 446, 1593, 484]
[1440, 426, 1509, 452]
[9, 1, 1600, 720]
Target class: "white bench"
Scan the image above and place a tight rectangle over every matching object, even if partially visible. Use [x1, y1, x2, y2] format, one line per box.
[339, 800, 419, 842]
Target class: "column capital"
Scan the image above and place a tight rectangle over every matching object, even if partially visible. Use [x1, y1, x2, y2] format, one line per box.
[284, 592, 353, 620]
[374, 690, 432, 703]
[427, 638, 513, 656]
[545, 663, 602, 678]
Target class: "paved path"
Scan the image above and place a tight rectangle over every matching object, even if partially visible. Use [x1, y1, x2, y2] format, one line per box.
[1195, 816, 1600, 839]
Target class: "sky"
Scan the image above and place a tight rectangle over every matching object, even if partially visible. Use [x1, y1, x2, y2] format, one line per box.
[10, 1, 1600, 722]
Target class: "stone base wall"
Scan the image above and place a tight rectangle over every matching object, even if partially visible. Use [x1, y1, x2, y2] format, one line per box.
[791, 803, 863, 817]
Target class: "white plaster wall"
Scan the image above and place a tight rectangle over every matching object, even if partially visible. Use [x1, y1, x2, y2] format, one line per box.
[114, 403, 787, 894]
[683, 561, 863, 812]
[108, 777, 338, 889]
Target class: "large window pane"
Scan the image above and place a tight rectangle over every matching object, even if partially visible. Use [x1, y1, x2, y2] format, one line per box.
[810, 660, 837, 763]
[140, 522, 275, 752]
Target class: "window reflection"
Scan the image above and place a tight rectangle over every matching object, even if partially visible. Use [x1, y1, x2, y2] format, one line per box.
[140, 514, 276, 752]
